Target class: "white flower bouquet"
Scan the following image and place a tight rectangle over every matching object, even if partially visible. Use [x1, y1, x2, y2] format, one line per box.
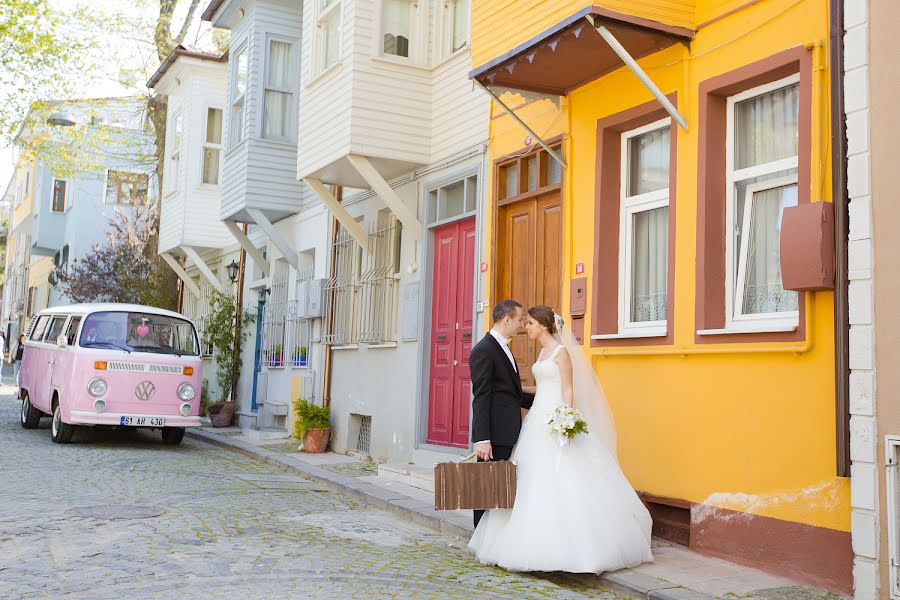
[546, 405, 589, 446]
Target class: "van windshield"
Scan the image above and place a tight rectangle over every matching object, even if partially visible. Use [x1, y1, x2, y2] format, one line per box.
[78, 311, 199, 356]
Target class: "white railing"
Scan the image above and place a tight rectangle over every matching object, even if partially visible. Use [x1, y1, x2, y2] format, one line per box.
[261, 263, 290, 367]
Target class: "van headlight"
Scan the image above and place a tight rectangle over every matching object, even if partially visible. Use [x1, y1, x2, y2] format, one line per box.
[177, 383, 195, 401]
[88, 378, 108, 397]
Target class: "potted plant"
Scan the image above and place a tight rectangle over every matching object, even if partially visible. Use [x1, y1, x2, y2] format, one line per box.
[293, 398, 331, 453]
[298, 345, 308, 367]
[272, 344, 283, 367]
[202, 290, 255, 427]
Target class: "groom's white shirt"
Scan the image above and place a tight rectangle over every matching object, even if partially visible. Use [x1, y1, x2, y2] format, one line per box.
[476, 328, 518, 445]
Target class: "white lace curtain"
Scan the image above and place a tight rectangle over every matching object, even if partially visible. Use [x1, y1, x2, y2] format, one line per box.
[733, 83, 800, 315]
[742, 184, 798, 314]
[265, 41, 293, 139]
[631, 206, 668, 322]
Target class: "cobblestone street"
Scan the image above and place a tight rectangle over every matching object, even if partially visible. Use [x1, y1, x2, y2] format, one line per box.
[0, 385, 618, 599]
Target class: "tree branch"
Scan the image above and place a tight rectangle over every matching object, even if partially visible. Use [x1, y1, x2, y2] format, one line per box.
[174, 0, 202, 47]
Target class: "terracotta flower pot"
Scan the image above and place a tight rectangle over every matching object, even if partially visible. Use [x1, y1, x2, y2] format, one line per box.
[303, 428, 331, 453]
[207, 401, 235, 427]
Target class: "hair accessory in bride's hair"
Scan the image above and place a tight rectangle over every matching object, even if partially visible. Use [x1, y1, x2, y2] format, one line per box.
[553, 312, 565, 332]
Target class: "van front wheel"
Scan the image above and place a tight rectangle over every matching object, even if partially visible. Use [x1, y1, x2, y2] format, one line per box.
[20, 392, 41, 429]
[161, 427, 185, 445]
[51, 403, 75, 444]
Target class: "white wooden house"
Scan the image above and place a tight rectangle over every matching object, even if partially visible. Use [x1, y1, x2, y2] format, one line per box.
[295, 0, 490, 464]
[203, 0, 331, 435]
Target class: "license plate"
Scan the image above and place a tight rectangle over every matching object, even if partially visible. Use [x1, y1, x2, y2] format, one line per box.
[119, 416, 165, 427]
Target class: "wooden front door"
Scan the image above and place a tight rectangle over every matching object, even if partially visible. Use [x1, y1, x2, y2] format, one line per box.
[496, 192, 562, 386]
[427, 218, 476, 447]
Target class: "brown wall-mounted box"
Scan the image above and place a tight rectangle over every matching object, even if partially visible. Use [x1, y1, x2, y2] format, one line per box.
[571, 316, 585, 344]
[780, 201, 835, 291]
[570, 277, 588, 316]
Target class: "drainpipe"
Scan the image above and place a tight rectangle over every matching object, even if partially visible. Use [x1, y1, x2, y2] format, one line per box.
[322, 186, 341, 409]
[230, 224, 247, 405]
[829, 0, 850, 478]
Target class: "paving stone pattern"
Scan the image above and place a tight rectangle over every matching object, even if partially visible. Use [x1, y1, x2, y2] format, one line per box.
[0, 390, 619, 599]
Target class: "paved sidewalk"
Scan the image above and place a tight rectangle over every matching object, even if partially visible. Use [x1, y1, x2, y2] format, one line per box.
[189, 427, 848, 600]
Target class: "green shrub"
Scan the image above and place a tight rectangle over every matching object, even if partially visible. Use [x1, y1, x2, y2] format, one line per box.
[293, 398, 330, 440]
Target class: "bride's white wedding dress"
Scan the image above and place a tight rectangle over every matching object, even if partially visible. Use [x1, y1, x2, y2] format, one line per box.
[468, 343, 653, 573]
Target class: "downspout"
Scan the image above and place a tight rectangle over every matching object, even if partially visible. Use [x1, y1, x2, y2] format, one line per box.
[829, 0, 850, 477]
[322, 185, 342, 409]
[230, 223, 248, 405]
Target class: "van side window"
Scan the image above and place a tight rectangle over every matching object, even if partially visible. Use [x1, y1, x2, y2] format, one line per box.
[29, 316, 50, 341]
[44, 316, 68, 343]
[65, 317, 82, 345]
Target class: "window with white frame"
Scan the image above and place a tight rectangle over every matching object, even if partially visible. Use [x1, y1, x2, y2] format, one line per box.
[287, 262, 315, 368]
[726, 75, 800, 328]
[202, 108, 223, 185]
[317, 0, 341, 73]
[261, 262, 290, 367]
[382, 0, 413, 58]
[15, 181, 22, 206]
[448, 0, 469, 55]
[24, 170, 30, 195]
[355, 211, 402, 343]
[324, 221, 362, 345]
[426, 174, 477, 226]
[51, 179, 67, 212]
[619, 119, 670, 334]
[263, 39, 296, 140]
[230, 45, 248, 148]
[166, 111, 183, 192]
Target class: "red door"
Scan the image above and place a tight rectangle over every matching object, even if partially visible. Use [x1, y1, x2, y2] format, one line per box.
[427, 218, 475, 448]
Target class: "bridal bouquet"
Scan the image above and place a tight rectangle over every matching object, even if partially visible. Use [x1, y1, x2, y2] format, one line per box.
[546, 405, 589, 446]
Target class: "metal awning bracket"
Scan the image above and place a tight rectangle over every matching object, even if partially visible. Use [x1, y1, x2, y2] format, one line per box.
[584, 14, 688, 131]
[473, 79, 567, 170]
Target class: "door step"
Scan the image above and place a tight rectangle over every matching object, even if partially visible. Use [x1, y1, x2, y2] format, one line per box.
[377, 463, 435, 493]
[243, 426, 291, 441]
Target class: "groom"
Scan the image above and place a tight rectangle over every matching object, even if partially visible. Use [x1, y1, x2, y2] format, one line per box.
[469, 299, 534, 528]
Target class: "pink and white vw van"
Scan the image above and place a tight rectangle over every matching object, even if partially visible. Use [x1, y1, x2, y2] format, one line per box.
[18, 303, 203, 445]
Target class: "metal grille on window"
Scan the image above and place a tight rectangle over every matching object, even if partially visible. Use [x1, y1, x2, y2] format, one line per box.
[182, 281, 215, 357]
[356, 212, 401, 343]
[286, 263, 315, 368]
[261, 263, 289, 367]
[356, 415, 371, 455]
[324, 224, 361, 345]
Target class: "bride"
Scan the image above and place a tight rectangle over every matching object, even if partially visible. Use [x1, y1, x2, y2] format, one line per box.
[468, 305, 653, 573]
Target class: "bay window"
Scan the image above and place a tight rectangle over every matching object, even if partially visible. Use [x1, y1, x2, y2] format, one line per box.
[202, 108, 223, 184]
[230, 45, 248, 147]
[619, 119, 670, 334]
[263, 39, 295, 140]
[726, 76, 800, 327]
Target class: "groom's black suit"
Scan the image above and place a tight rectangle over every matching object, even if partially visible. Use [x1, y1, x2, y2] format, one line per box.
[469, 332, 534, 528]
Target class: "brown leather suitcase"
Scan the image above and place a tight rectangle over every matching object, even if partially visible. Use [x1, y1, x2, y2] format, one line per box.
[433, 459, 517, 510]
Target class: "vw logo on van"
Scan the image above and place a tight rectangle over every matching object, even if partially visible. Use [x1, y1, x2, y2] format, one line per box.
[135, 381, 156, 401]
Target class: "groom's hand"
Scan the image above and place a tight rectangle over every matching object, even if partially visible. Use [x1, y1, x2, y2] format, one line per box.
[475, 441, 493, 461]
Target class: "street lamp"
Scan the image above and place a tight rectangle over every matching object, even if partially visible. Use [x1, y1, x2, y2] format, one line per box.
[226, 259, 240, 284]
[250, 286, 271, 412]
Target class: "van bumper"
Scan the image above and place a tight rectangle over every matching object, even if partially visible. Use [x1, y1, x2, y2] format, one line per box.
[68, 411, 202, 427]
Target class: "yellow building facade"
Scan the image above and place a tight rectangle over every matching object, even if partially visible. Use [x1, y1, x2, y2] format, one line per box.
[471, 0, 849, 592]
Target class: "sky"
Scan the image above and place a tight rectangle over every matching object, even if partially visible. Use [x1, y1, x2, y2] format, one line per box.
[0, 0, 215, 188]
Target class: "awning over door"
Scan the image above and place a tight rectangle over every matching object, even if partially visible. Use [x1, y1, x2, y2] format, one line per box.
[469, 6, 693, 96]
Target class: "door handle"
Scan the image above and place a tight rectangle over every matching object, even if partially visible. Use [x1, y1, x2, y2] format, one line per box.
[436, 334, 447, 342]
[462, 332, 472, 339]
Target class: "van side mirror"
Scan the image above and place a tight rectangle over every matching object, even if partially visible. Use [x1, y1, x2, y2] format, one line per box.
[57, 335, 67, 348]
